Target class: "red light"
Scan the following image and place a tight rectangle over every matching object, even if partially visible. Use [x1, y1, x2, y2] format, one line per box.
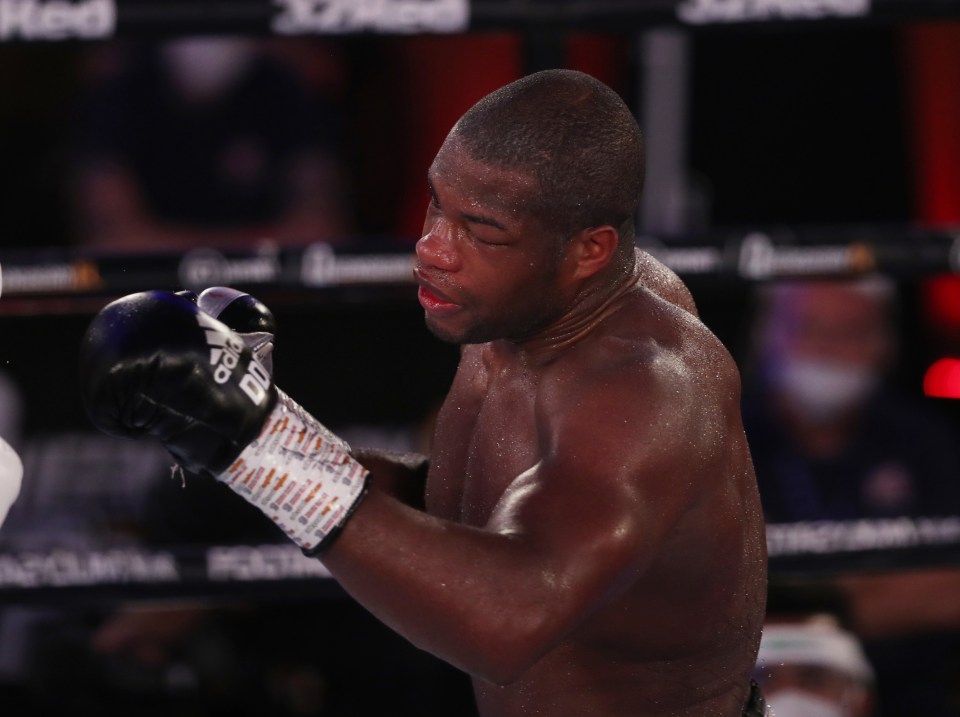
[923, 357, 960, 398]
[922, 276, 960, 333]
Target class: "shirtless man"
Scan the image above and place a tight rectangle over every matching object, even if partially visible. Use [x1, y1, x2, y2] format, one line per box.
[80, 69, 767, 716]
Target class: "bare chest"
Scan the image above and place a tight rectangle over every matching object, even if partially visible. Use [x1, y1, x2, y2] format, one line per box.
[425, 359, 541, 526]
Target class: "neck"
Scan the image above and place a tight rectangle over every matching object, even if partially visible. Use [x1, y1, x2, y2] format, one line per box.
[509, 251, 639, 360]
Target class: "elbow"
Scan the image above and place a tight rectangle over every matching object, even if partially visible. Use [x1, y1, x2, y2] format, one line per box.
[461, 613, 559, 686]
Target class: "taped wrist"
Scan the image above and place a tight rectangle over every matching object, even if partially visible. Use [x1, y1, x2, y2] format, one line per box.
[216, 388, 368, 553]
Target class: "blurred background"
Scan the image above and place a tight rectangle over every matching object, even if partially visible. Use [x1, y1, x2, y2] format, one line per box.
[2, 2, 960, 715]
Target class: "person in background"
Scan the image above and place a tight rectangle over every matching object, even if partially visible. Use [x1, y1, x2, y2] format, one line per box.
[743, 277, 960, 716]
[70, 37, 350, 250]
[744, 277, 960, 522]
[755, 615, 875, 717]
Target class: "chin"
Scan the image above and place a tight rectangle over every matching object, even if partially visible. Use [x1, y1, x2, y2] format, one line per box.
[425, 316, 496, 345]
[424, 316, 468, 344]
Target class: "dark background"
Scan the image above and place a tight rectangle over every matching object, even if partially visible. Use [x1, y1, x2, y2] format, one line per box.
[0, 20, 957, 717]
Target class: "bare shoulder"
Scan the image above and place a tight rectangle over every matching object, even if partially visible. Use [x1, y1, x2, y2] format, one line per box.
[553, 285, 738, 415]
[634, 247, 700, 318]
[538, 284, 744, 494]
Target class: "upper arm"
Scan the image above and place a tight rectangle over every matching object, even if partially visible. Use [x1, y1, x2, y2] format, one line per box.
[484, 353, 703, 626]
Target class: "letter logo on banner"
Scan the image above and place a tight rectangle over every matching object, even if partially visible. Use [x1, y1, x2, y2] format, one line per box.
[178, 248, 279, 291]
[272, 0, 469, 35]
[0, 0, 115, 41]
[677, 0, 870, 24]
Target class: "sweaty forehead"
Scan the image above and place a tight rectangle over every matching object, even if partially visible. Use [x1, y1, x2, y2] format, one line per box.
[429, 137, 538, 217]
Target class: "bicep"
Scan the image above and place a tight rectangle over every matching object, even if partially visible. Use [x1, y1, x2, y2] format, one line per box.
[485, 383, 698, 610]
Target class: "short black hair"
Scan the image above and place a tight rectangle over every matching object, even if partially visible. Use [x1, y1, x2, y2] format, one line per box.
[450, 69, 645, 243]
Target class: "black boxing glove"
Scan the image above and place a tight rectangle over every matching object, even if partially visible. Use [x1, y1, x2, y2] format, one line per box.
[80, 291, 367, 553]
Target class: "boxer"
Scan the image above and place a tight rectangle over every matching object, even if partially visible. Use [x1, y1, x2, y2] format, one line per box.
[81, 69, 767, 716]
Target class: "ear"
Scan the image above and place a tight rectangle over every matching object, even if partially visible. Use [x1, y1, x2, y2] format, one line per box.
[566, 225, 619, 281]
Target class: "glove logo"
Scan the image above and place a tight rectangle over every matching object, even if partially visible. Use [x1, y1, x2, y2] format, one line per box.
[196, 311, 271, 406]
[197, 311, 246, 384]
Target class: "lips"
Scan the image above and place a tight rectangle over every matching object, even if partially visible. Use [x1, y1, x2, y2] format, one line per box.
[418, 285, 461, 313]
[414, 271, 461, 313]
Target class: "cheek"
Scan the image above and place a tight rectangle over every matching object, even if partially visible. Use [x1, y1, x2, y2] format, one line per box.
[485, 264, 540, 304]
[496, 274, 561, 328]
[462, 243, 559, 303]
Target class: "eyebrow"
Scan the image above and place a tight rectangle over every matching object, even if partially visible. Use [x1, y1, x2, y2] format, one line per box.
[427, 174, 509, 232]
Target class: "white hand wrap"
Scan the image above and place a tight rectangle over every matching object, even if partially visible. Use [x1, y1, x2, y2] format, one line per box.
[216, 389, 368, 554]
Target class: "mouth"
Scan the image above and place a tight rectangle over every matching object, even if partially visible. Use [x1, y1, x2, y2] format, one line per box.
[414, 270, 461, 314]
[418, 285, 461, 314]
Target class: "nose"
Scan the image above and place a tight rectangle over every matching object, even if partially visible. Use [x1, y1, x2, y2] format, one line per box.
[416, 220, 461, 272]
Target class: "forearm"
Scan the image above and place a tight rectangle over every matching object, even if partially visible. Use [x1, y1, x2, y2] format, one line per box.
[351, 447, 429, 510]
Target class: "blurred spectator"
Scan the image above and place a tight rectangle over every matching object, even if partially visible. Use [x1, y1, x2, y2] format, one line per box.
[743, 277, 960, 522]
[70, 37, 350, 251]
[755, 617, 876, 717]
[757, 582, 877, 717]
[743, 277, 960, 717]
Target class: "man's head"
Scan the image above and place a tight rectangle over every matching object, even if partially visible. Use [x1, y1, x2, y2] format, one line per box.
[447, 69, 644, 246]
[415, 70, 645, 344]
